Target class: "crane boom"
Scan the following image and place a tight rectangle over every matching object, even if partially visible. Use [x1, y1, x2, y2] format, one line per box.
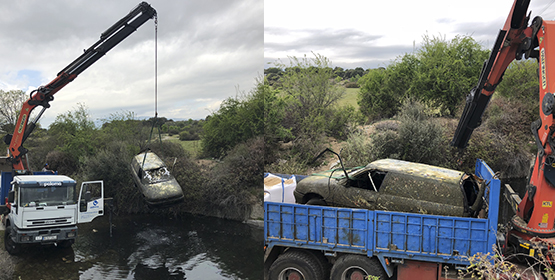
[451, 0, 532, 149]
[452, 0, 555, 254]
[3, 2, 157, 173]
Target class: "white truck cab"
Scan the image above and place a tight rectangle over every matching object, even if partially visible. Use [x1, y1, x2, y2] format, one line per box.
[3, 174, 104, 254]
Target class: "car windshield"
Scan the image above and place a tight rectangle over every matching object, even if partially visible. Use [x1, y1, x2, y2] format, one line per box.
[20, 186, 77, 207]
[142, 166, 172, 184]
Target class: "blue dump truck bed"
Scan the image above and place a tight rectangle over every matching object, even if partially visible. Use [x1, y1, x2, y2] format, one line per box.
[265, 159, 500, 276]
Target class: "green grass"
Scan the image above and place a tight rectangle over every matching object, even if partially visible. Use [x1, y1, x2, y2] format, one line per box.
[337, 87, 360, 109]
[163, 134, 201, 157]
[275, 86, 360, 109]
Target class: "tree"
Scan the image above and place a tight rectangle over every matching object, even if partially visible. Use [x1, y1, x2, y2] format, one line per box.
[358, 35, 489, 119]
[264, 67, 284, 86]
[496, 59, 539, 102]
[202, 78, 265, 158]
[333, 66, 345, 78]
[411, 35, 488, 115]
[274, 53, 347, 137]
[99, 111, 150, 150]
[264, 77, 291, 164]
[48, 103, 97, 167]
[0, 89, 26, 133]
[358, 55, 419, 119]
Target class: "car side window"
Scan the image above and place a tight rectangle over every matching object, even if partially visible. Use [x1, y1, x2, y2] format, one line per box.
[348, 170, 387, 192]
[370, 171, 387, 191]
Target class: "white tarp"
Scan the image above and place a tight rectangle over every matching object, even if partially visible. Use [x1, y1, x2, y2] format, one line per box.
[264, 173, 296, 203]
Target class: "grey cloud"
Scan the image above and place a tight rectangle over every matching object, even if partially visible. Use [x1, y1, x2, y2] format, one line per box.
[0, 0, 263, 125]
[265, 27, 382, 53]
[265, 27, 411, 69]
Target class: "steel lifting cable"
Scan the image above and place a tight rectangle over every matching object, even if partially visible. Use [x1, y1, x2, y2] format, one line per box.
[142, 14, 161, 168]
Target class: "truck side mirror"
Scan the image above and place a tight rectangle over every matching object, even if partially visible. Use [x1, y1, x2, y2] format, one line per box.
[85, 190, 91, 201]
[7, 191, 14, 204]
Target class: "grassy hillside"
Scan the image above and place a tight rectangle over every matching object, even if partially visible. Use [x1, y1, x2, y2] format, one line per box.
[163, 134, 201, 157]
[337, 88, 359, 109]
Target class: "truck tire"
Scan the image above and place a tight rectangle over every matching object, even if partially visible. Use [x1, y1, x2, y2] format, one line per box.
[330, 254, 386, 280]
[4, 225, 20, 255]
[268, 249, 326, 280]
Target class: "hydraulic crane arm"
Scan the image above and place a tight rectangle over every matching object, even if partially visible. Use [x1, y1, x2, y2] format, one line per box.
[453, 0, 555, 240]
[451, 0, 533, 149]
[3, 2, 157, 173]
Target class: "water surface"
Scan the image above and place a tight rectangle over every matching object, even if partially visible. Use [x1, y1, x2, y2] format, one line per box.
[12, 214, 262, 280]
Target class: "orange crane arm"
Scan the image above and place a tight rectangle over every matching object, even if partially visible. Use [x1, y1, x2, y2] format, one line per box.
[451, 0, 533, 149]
[3, 2, 156, 173]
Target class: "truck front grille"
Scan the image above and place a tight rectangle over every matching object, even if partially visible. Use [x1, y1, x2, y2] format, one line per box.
[28, 217, 72, 227]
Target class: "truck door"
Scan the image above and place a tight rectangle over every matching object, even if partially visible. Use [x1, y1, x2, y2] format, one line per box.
[78, 180, 104, 223]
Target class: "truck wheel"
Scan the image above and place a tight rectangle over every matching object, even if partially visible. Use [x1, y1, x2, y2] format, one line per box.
[268, 249, 326, 280]
[4, 225, 20, 255]
[330, 254, 386, 280]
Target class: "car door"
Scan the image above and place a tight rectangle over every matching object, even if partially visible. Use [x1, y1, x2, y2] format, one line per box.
[78, 180, 104, 223]
[333, 168, 382, 209]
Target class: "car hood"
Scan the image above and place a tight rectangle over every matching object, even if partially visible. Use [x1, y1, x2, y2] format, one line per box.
[140, 178, 183, 201]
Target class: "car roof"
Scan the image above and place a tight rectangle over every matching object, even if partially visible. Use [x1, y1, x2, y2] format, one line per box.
[133, 151, 166, 170]
[364, 159, 464, 185]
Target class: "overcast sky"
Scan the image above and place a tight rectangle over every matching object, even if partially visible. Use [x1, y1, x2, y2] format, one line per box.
[265, 0, 555, 70]
[0, 0, 263, 127]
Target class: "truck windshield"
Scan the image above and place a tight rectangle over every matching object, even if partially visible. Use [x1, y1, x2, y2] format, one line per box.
[20, 186, 77, 207]
[142, 166, 172, 184]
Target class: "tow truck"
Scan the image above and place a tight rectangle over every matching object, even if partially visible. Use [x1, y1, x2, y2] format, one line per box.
[264, 159, 504, 280]
[0, 2, 157, 254]
[264, 0, 555, 278]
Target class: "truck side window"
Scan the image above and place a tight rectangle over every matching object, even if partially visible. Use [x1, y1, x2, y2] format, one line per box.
[88, 183, 102, 201]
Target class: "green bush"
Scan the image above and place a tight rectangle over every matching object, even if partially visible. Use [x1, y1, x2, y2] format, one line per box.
[326, 105, 359, 140]
[202, 79, 264, 159]
[45, 150, 78, 175]
[178, 130, 199, 141]
[166, 146, 208, 215]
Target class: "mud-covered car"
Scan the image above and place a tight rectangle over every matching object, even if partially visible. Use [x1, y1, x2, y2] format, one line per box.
[294, 159, 485, 217]
[130, 151, 184, 207]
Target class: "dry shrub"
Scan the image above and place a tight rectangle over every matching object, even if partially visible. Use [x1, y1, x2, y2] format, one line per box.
[342, 130, 375, 167]
[346, 99, 445, 166]
[79, 141, 141, 213]
[445, 129, 531, 178]
[484, 96, 536, 144]
[202, 136, 263, 220]
[374, 120, 399, 131]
